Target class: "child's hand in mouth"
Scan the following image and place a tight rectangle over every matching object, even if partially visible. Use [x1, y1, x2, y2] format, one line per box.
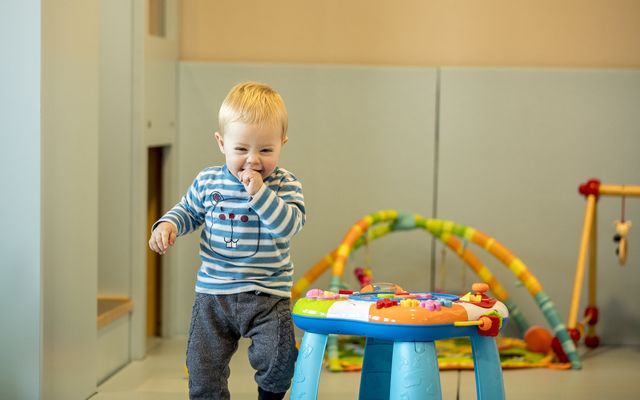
[239, 169, 264, 195]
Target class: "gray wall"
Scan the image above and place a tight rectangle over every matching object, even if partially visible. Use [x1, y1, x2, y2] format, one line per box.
[175, 63, 640, 345]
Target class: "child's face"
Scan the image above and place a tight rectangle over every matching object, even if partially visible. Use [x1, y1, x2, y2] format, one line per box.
[215, 121, 287, 181]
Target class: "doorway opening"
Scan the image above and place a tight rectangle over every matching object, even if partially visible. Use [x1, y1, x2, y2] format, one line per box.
[146, 146, 164, 337]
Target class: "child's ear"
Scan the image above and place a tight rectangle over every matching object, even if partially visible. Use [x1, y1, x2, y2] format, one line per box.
[214, 131, 225, 154]
[282, 136, 289, 145]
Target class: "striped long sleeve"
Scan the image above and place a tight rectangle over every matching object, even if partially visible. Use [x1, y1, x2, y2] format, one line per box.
[154, 176, 206, 236]
[248, 175, 305, 241]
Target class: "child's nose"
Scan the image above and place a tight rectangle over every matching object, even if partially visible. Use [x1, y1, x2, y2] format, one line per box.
[246, 152, 260, 165]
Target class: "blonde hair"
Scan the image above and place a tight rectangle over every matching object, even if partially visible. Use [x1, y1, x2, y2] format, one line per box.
[218, 81, 288, 138]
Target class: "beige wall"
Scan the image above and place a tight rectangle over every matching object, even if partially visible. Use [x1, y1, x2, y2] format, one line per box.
[180, 0, 640, 67]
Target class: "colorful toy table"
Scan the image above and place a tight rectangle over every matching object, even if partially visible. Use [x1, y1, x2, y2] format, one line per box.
[291, 283, 508, 400]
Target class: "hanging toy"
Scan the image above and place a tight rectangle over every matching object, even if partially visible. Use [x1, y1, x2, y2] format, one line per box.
[613, 194, 631, 266]
[354, 231, 373, 287]
[354, 266, 373, 287]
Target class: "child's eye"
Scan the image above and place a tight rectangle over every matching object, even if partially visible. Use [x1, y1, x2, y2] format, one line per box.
[261, 149, 273, 153]
[234, 147, 247, 152]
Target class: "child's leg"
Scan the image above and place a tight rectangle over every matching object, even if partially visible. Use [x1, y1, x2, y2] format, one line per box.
[186, 293, 240, 400]
[238, 293, 297, 396]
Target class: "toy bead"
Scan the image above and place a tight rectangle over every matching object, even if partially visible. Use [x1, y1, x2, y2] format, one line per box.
[440, 299, 453, 308]
[478, 316, 492, 331]
[472, 282, 489, 294]
[567, 327, 581, 343]
[551, 336, 570, 363]
[305, 288, 324, 299]
[578, 179, 601, 198]
[584, 306, 599, 325]
[584, 335, 600, 348]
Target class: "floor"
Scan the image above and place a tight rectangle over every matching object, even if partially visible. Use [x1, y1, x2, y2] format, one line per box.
[94, 336, 640, 399]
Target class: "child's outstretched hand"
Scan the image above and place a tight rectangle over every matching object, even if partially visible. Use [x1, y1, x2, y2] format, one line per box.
[149, 222, 177, 255]
[239, 169, 263, 196]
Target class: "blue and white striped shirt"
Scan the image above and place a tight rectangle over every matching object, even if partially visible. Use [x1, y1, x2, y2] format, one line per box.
[156, 165, 305, 297]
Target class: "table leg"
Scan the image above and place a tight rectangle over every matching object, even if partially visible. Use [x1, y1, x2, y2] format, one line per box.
[291, 332, 328, 400]
[390, 341, 442, 400]
[470, 335, 505, 400]
[359, 338, 393, 399]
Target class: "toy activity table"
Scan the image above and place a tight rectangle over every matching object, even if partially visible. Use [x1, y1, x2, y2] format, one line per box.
[291, 283, 508, 400]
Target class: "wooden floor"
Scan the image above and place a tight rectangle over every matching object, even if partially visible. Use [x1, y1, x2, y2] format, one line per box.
[94, 336, 640, 399]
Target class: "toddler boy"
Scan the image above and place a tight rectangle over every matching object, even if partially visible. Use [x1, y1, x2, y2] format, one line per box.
[149, 81, 305, 400]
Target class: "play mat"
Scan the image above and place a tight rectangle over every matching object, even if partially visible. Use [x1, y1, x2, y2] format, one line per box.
[331, 335, 566, 372]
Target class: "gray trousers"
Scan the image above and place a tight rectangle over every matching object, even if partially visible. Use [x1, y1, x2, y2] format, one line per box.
[186, 292, 298, 400]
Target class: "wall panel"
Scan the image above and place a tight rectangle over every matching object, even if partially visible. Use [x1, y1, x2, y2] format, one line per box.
[437, 68, 640, 344]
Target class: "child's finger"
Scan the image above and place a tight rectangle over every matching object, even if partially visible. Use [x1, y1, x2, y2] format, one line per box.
[150, 237, 162, 254]
[154, 233, 165, 253]
[161, 230, 170, 250]
[169, 230, 176, 246]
